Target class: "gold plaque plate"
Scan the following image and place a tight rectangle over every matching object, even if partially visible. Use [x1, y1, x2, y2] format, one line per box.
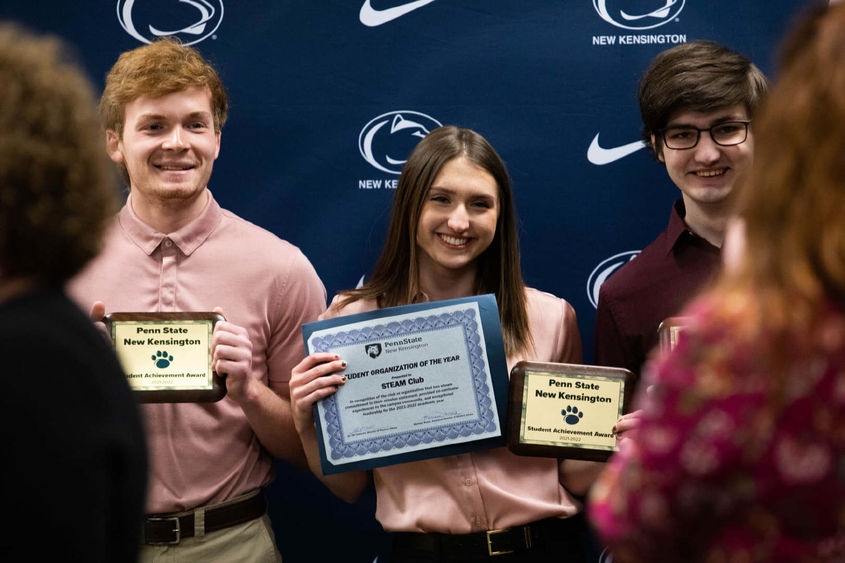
[104, 312, 226, 403]
[507, 361, 633, 461]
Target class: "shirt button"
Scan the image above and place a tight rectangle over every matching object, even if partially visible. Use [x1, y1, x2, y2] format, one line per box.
[164, 240, 173, 247]
[464, 478, 473, 486]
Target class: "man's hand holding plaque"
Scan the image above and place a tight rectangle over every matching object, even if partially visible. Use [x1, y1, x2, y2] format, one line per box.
[210, 307, 254, 404]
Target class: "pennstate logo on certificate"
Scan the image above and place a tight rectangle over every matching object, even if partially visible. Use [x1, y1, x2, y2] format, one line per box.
[359, 111, 442, 175]
[365, 343, 382, 358]
[117, 0, 224, 45]
[593, 0, 685, 30]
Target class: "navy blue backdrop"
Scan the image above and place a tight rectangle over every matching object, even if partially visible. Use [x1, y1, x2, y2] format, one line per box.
[1, 1, 815, 561]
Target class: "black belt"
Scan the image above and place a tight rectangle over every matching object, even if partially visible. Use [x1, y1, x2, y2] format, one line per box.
[392, 516, 584, 560]
[143, 491, 267, 545]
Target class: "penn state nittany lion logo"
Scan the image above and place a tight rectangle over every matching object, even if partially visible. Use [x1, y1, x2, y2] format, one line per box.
[587, 251, 640, 309]
[117, 0, 224, 45]
[593, 0, 685, 31]
[358, 111, 442, 175]
[365, 343, 382, 358]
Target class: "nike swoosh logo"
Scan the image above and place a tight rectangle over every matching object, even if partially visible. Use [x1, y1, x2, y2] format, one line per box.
[359, 0, 437, 27]
[587, 133, 646, 165]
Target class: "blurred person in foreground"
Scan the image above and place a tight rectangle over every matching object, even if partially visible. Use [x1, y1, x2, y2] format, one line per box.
[0, 24, 146, 561]
[588, 4, 845, 562]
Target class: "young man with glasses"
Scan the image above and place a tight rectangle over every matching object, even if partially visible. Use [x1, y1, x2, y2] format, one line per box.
[594, 41, 767, 384]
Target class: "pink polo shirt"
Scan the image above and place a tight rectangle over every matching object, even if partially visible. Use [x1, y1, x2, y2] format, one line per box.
[68, 192, 326, 514]
[321, 288, 583, 533]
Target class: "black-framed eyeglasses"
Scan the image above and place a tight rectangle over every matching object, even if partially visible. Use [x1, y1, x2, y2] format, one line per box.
[659, 120, 751, 150]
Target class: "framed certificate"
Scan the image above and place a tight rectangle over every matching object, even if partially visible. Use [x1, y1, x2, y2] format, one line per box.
[507, 362, 634, 461]
[302, 294, 508, 474]
[104, 312, 226, 403]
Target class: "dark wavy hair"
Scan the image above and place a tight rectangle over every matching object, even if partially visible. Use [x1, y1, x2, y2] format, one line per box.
[0, 24, 117, 284]
[638, 40, 768, 158]
[337, 126, 532, 356]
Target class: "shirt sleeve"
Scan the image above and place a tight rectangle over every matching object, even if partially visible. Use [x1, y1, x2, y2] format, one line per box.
[265, 249, 327, 393]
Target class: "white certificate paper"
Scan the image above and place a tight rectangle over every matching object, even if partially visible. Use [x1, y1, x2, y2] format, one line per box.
[302, 294, 508, 474]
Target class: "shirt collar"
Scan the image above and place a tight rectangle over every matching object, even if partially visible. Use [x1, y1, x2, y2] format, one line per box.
[664, 199, 691, 255]
[117, 190, 223, 256]
[664, 199, 721, 255]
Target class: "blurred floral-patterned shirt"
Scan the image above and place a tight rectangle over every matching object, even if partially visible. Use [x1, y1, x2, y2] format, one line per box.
[588, 295, 845, 562]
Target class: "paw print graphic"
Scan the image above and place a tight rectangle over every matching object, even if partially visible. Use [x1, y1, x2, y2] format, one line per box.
[562, 405, 583, 425]
[152, 350, 173, 369]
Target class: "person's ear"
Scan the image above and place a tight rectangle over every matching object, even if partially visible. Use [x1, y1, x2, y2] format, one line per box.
[651, 134, 664, 163]
[105, 130, 124, 163]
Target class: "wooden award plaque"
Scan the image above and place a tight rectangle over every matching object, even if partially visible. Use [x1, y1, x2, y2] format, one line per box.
[507, 361, 634, 461]
[104, 312, 227, 403]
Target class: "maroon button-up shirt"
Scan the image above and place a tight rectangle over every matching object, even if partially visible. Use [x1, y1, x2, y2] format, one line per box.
[594, 200, 721, 382]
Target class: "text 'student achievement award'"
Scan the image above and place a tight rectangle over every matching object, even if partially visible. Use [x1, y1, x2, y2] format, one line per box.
[105, 312, 226, 403]
[302, 294, 509, 474]
[507, 362, 634, 461]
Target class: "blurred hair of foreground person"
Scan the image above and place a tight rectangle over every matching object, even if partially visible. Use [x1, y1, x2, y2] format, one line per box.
[0, 23, 146, 561]
[588, 4, 845, 562]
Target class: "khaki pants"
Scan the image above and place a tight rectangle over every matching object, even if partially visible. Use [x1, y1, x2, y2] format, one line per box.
[139, 513, 282, 563]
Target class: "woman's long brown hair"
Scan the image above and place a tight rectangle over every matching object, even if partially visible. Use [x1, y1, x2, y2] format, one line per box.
[336, 126, 532, 356]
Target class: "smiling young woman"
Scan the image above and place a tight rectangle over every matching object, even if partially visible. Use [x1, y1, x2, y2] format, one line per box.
[290, 126, 593, 563]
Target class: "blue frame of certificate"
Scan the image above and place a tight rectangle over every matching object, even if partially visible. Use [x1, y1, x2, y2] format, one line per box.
[301, 294, 508, 474]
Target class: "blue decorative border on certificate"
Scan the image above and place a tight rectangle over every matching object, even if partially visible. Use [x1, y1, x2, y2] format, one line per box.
[310, 307, 497, 460]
